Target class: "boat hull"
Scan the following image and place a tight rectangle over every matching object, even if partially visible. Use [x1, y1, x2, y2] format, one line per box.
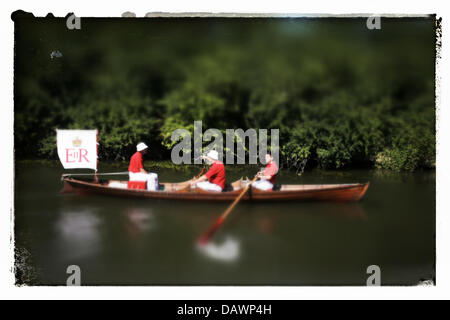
[62, 178, 369, 203]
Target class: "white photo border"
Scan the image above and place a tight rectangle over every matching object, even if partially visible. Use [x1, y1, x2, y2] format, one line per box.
[1, 0, 447, 300]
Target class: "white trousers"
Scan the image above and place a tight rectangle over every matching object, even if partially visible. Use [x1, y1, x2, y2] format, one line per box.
[197, 181, 222, 192]
[252, 179, 273, 191]
[129, 172, 159, 191]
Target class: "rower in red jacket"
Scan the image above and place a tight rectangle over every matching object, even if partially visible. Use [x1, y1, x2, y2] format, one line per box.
[253, 153, 278, 191]
[191, 150, 225, 192]
[128, 142, 159, 191]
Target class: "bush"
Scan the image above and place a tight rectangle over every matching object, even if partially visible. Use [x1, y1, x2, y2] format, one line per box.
[14, 16, 436, 171]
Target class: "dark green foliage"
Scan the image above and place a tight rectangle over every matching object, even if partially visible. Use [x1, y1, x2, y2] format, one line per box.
[14, 15, 436, 171]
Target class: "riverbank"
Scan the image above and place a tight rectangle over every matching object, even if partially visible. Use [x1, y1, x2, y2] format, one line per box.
[14, 159, 436, 183]
[15, 158, 436, 172]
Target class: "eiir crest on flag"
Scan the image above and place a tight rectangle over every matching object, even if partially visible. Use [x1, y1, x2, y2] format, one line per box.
[57, 129, 98, 171]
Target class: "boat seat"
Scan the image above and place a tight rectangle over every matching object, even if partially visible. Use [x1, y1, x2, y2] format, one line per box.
[222, 184, 234, 192]
[128, 181, 147, 190]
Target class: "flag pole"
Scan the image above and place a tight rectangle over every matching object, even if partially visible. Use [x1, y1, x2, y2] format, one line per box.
[94, 129, 99, 182]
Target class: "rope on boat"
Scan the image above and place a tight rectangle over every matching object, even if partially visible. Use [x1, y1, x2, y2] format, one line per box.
[62, 172, 129, 178]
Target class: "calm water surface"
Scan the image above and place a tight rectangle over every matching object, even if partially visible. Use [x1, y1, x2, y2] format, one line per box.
[14, 162, 435, 285]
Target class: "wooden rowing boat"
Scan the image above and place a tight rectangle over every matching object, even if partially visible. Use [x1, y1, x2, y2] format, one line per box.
[61, 176, 369, 202]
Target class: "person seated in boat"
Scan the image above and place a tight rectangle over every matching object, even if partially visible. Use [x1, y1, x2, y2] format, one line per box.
[253, 153, 278, 191]
[190, 150, 225, 192]
[128, 142, 159, 191]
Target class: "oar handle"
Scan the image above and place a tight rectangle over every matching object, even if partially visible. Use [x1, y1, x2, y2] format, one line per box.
[173, 168, 206, 191]
[194, 168, 205, 179]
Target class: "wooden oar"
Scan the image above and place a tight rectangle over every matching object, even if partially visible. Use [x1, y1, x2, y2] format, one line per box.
[193, 167, 206, 180]
[173, 167, 205, 191]
[198, 175, 259, 245]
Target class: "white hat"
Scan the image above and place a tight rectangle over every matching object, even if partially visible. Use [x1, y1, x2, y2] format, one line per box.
[136, 142, 148, 152]
[207, 150, 219, 161]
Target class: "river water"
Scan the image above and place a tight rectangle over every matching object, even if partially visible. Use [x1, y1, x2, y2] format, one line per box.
[14, 161, 435, 285]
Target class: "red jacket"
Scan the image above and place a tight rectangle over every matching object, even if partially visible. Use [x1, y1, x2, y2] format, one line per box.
[205, 161, 226, 189]
[128, 152, 143, 173]
[264, 161, 278, 184]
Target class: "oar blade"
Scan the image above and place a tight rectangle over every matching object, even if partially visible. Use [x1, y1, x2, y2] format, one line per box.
[198, 217, 224, 245]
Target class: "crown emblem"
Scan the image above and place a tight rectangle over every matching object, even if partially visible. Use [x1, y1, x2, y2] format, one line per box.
[72, 137, 82, 147]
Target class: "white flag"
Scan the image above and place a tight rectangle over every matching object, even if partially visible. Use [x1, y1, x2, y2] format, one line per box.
[57, 129, 98, 171]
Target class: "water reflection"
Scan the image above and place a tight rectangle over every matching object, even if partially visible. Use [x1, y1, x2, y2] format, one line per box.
[56, 209, 102, 260]
[322, 203, 367, 220]
[194, 203, 366, 264]
[124, 208, 156, 238]
[257, 216, 275, 234]
[196, 236, 241, 263]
